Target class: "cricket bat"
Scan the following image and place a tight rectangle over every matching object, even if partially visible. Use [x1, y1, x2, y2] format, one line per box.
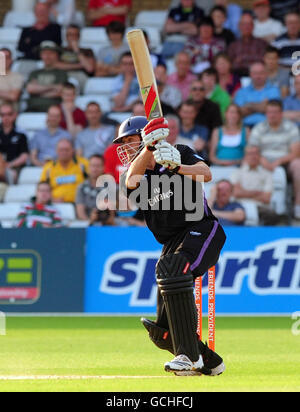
[126, 29, 163, 121]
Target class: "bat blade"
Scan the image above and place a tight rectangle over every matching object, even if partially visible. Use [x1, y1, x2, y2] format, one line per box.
[126, 29, 163, 121]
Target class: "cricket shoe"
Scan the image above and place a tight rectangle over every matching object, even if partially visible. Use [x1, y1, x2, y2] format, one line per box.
[164, 354, 211, 375]
[174, 342, 225, 377]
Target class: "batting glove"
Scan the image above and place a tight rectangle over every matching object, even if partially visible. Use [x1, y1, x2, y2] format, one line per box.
[141, 117, 169, 148]
[153, 141, 181, 170]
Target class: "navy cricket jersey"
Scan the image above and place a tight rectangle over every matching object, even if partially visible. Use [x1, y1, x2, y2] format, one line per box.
[122, 144, 217, 244]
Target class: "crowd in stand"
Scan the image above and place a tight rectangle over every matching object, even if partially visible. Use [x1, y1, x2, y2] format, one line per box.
[1, 0, 300, 228]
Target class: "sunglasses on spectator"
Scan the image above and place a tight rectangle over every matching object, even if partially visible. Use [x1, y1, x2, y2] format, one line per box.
[0, 112, 14, 116]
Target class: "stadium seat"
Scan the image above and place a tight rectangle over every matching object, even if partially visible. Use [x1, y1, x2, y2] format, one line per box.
[0, 203, 21, 227]
[76, 95, 112, 113]
[18, 167, 43, 185]
[126, 26, 162, 51]
[239, 200, 259, 226]
[16, 112, 47, 140]
[74, 10, 85, 27]
[83, 77, 116, 96]
[0, 27, 22, 51]
[107, 112, 131, 124]
[80, 27, 109, 54]
[210, 166, 238, 183]
[68, 220, 90, 228]
[11, 59, 44, 79]
[3, 10, 35, 28]
[4, 184, 36, 203]
[134, 10, 168, 31]
[55, 203, 76, 223]
[271, 166, 288, 215]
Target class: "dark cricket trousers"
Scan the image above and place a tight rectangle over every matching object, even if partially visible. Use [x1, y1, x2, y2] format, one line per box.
[155, 219, 226, 330]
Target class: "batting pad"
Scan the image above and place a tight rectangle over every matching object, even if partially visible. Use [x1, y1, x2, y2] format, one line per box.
[156, 254, 199, 362]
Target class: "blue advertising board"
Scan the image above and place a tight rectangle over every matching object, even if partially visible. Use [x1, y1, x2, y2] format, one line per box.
[0, 229, 85, 312]
[85, 227, 300, 315]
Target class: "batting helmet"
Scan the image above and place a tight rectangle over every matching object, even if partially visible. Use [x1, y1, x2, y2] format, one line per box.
[113, 116, 148, 144]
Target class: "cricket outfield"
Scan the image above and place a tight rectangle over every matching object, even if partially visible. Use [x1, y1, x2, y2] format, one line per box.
[0, 316, 299, 392]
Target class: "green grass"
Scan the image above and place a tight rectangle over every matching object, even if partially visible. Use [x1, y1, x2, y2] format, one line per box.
[0, 317, 299, 392]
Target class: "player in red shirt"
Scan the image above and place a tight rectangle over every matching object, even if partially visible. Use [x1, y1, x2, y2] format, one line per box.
[87, 0, 132, 27]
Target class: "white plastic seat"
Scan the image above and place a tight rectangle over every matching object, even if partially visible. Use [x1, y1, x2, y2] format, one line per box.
[126, 26, 162, 51]
[18, 167, 43, 185]
[239, 200, 259, 226]
[83, 77, 116, 95]
[3, 11, 35, 28]
[4, 184, 37, 203]
[134, 11, 168, 30]
[210, 166, 239, 184]
[16, 112, 47, 140]
[0, 203, 22, 221]
[76, 95, 112, 113]
[80, 27, 109, 51]
[54, 203, 76, 223]
[107, 112, 131, 124]
[0, 27, 22, 48]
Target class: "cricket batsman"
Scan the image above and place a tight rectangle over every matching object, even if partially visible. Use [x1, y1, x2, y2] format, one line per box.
[113, 116, 226, 376]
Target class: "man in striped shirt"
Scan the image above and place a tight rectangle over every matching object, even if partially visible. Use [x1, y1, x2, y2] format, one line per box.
[272, 12, 300, 67]
[16, 182, 62, 228]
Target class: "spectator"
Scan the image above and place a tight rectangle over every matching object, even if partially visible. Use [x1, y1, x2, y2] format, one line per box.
[76, 102, 115, 159]
[207, 179, 246, 226]
[115, 193, 146, 227]
[234, 61, 281, 127]
[76, 154, 115, 225]
[58, 24, 96, 93]
[269, 0, 300, 22]
[189, 78, 223, 137]
[167, 51, 197, 101]
[0, 153, 7, 201]
[87, 0, 131, 27]
[59, 82, 87, 137]
[46, 0, 76, 27]
[283, 73, 300, 126]
[0, 103, 29, 183]
[40, 138, 89, 203]
[0, 48, 24, 110]
[200, 68, 231, 117]
[30, 105, 72, 167]
[155, 63, 182, 110]
[248, 99, 300, 219]
[272, 12, 300, 68]
[96, 21, 129, 77]
[263, 46, 290, 98]
[16, 181, 62, 228]
[26, 41, 68, 112]
[177, 100, 209, 158]
[210, 5, 236, 46]
[231, 145, 281, 225]
[253, 0, 286, 43]
[213, 53, 241, 98]
[209, 103, 249, 166]
[214, 0, 242, 37]
[111, 52, 140, 113]
[103, 101, 145, 184]
[18, 2, 62, 61]
[162, 0, 204, 58]
[164, 114, 181, 146]
[184, 17, 226, 74]
[228, 12, 267, 77]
